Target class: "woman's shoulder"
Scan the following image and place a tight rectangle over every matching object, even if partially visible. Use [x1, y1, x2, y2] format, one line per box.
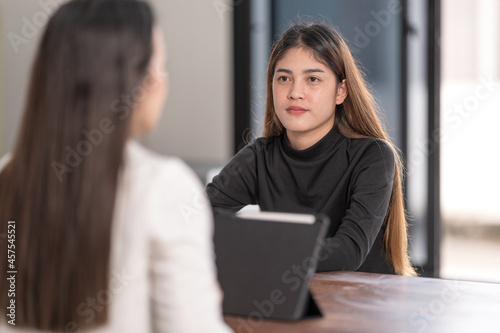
[239, 135, 281, 155]
[123, 140, 204, 210]
[125, 140, 196, 183]
[346, 136, 395, 164]
[126, 139, 184, 167]
[122, 140, 210, 234]
[347, 135, 392, 151]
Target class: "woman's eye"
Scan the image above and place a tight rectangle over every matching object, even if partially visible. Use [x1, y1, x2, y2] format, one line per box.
[277, 76, 290, 82]
[309, 77, 320, 82]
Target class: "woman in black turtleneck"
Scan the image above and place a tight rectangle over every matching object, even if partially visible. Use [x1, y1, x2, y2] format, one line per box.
[207, 23, 416, 277]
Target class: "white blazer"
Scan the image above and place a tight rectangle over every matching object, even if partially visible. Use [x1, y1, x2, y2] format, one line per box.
[0, 140, 232, 333]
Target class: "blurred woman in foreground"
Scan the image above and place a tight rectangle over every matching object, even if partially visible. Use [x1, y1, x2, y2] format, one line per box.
[0, 0, 232, 332]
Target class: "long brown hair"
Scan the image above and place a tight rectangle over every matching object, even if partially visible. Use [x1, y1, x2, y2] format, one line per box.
[0, 0, 154, 329]
[264, 23, 416, 276]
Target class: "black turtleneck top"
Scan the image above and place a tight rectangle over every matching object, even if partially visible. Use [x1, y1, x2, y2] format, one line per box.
[206, 125, 395, 274]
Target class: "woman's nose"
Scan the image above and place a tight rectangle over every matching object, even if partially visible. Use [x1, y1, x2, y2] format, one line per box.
[288, 81, 305, 100]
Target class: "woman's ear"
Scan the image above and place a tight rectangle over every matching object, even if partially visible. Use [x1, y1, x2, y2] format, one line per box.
[336, 79, 348, 105]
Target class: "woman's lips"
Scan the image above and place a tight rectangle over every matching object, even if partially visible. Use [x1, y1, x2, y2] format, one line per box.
[286, 106, 308, 115]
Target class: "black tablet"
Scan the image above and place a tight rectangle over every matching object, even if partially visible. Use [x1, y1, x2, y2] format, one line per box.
[213, 210, 330, 321]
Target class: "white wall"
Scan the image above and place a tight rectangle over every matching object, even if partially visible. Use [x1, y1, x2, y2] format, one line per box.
[0, 0, 232, 165]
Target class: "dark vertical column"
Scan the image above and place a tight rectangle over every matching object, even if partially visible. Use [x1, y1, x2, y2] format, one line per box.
[233, 0, 251, 153]
[427, 0, 441, 276]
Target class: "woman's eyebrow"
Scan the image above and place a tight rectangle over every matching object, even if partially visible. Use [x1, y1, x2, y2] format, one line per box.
[276, 68, 292, 74]
[304, 68, 325, 74]
[275, 68, 325, 74]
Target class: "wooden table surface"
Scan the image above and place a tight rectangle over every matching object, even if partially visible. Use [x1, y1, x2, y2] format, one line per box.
[224, 271, 500, 333]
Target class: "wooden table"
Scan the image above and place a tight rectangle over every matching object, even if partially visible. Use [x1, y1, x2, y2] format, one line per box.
[224, 271, 500, 333]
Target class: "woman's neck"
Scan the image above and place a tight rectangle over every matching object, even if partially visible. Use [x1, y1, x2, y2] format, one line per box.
[286, 124, 334, 150]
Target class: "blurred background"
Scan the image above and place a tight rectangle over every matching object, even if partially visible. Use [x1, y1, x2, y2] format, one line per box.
[0, 0, 498, 282]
